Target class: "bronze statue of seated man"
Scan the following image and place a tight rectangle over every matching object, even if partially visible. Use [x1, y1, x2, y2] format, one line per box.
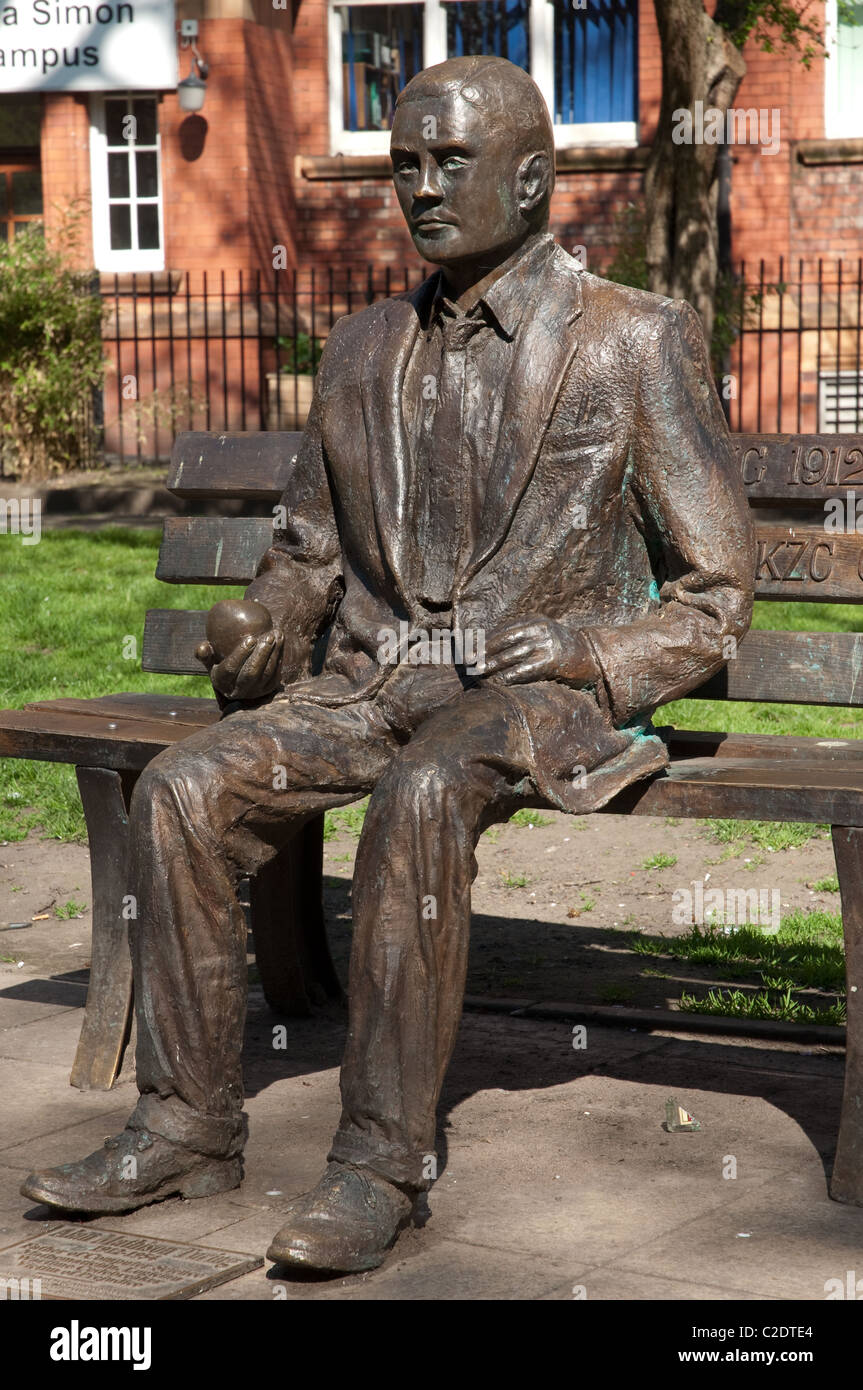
[21, 54, 754, 1275]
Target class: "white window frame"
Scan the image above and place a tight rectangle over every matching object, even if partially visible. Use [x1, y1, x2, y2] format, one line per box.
[819, 369, 863, 432]
[328, 0, 638, 155]
[825, 0, 863, 140]
[89, 93, 165, 273]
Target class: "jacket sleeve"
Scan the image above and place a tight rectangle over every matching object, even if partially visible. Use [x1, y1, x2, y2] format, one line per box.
[243, 327, 345, 686]
[581, 299, 755, 727]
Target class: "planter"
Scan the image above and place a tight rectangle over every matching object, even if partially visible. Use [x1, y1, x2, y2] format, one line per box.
[265, 372, 314, 431]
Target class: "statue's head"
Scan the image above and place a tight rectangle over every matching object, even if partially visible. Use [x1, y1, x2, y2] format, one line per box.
[390, 55, 555, 272]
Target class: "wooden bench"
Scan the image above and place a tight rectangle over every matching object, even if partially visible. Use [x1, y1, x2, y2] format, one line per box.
[1, 429, 861, 1208]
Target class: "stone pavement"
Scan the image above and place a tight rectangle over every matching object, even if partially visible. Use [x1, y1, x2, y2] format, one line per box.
[0, 964, 860, 1301]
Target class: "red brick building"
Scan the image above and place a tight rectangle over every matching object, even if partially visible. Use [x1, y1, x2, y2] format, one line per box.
[1, 0, 862, 445]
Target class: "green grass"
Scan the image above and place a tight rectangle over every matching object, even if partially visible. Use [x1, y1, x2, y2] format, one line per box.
[700, 819, 828, 853]
[679, 987, 845, 1027]
[500, 870, 529, 889]
[642, 851, 678, 870]
[0, 528, 243, 842]
[632, 910, 844, 991]
[322, 800, 368, 840]
[810, 874, 840, 893]
[54, 899, 87, 919]
[509, 809, 552, 828]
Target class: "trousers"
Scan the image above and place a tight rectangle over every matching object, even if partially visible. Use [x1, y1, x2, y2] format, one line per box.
[126, 671, 549, 1188]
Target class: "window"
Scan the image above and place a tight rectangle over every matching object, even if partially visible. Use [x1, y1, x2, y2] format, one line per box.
[825, 0, 863, 139]
[329, 0, 638, 154]
[0, 166, 43, 245]
[820, 371, 863, 432]
[89, 94, 164, 272]
[0, 95, 42, 246]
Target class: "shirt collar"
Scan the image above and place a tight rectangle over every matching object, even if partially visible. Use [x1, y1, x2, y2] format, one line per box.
[427, 232, 555, 340]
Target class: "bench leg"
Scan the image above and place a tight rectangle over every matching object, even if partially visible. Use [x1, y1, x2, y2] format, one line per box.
[249, 815, 344, 1016]
[830, 825, 863, 1205]
[69, 767, 135, 1091]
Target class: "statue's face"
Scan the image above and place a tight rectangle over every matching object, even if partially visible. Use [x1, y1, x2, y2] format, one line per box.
[390, 91, 525, 267]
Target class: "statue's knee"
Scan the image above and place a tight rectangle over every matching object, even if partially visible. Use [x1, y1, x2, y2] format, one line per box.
[377, 750, 462, 816]
[131, 747, 205, 823]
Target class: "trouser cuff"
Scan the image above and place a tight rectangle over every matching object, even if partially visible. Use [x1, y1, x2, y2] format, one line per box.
[328, 1129, 430, 1192]
[131, 1093, 247, 1158]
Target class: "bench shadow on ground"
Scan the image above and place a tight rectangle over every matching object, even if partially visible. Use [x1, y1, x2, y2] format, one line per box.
[241, 875, 845, 1199]
[6, 874, 845, 1234]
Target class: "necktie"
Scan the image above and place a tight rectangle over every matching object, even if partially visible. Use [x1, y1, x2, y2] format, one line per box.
[413, 309, 490, 614]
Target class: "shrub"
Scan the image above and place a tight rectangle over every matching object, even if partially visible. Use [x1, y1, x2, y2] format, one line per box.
[0, 207, 105, 479]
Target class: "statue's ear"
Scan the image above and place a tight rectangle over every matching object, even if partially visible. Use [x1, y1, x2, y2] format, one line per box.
[517, 151, 552, 218]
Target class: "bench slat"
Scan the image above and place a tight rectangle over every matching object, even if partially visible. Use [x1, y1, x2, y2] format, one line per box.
[142, 611, 863, 707]
[607, 756, 863, 823]
[754, 522, 863, 601]
[156, 517, 275, 585]
[736, 433, 863, 502]
[167, 432, 304, 501]
[690, 630, 863, 705]
[0, 704, 220, 769]
[20, 694, 217, 726]
[154, 514, 863, 596]
[664, 728, 863, 759]
[142, 609, 208, 675]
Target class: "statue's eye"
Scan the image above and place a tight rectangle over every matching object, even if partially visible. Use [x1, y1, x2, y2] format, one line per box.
[441, 156, 467, 172]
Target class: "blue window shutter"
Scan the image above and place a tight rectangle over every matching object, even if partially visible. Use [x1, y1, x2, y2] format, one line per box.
[553, 0, 638, 127]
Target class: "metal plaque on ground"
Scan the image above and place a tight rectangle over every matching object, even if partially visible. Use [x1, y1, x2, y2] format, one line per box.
[0, 1225, 263, 1300]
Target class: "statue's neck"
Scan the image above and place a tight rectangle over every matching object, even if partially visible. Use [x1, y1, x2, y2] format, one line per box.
[441, 231, 548, 312]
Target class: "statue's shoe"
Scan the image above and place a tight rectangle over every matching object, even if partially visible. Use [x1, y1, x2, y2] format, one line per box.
[266, 1162, 415, 1273]
[20, 1129, 242, 1215]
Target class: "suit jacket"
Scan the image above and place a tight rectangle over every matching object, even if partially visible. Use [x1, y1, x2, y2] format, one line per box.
[246, 239, 755, 813]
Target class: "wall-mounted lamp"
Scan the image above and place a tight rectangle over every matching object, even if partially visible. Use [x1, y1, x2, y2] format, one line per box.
[178, 19, 209, 113]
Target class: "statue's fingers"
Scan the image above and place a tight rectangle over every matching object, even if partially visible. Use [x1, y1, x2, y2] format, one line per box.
[493, 658, 542, 684]
[482, 640, 537, 674]
[210, 638, 256, 696]
[256, 641, 283, 694]
[235, 632, 278, 687]
[484, 624, 527, 655]
[195, 640, 216, 671]
[485, 623, 545, 657]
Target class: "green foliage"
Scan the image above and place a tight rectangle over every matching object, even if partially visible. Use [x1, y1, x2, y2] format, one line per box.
[54, 899, 87, 919]
[810, 875, 839, 893]
[602, 201, 748, 373]
[715, 1, 859, 68]
[0, 208, 105, 479]
[642, 851, 678, 870]
[275, 332, 323, 376]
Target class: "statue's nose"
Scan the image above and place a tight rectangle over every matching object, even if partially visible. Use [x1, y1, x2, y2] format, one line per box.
[415, 163, 443, 201]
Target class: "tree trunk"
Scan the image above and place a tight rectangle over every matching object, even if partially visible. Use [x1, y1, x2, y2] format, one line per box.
[645, 0, 747, 347]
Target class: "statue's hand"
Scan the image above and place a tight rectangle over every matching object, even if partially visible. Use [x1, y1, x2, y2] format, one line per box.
[479, 619, 596, 686]
[195, 627, 285, 701]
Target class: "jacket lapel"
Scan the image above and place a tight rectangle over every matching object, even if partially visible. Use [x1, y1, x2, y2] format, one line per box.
[360, 275, 438, 604]
[459, 245, 585, 588]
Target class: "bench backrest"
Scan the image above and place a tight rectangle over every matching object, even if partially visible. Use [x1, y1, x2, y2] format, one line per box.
[145, 431, 863, 709]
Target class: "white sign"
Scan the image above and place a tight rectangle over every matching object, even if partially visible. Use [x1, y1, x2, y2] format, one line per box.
[0, 0, 177, 92]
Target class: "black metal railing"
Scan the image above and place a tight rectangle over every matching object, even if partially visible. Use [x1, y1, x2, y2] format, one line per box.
[99, 265, 425, 464]
[730, 258, 863, 434]
[94, 258, 863, 465]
